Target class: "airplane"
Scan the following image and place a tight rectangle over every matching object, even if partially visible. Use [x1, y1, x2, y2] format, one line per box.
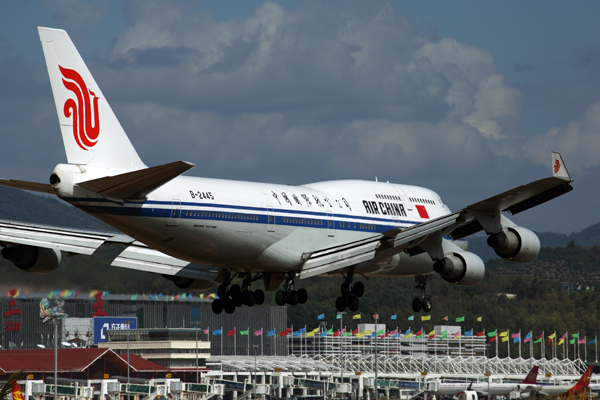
[0, 27, 574, 314]
[533, 365, 593, 398]
[429, 366, 539, 398]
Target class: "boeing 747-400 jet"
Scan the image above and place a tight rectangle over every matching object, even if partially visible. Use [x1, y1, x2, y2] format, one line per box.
[0, 27, 574, 314]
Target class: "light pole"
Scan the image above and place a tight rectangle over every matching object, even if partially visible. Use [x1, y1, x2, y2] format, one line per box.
[122, 320, 133, 386]
[192, 321, 201, 383]
[51, 312, 66, 400]
[253, 344, 260, 399]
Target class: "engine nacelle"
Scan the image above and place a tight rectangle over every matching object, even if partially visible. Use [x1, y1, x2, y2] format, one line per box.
[163, 275, 215, 292]
[433, 251, 485, 286]
[487, 226, 540, 263]
[1, 245, 61, 274]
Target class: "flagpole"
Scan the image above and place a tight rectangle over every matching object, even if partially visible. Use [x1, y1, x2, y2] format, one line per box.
[221, 326, 223, 355]
[596, 336, 598, 363]
[495, 332, 498, 358]
[261, 327, 264, 356]
[518, 330, 521, 359]
[507, 329, 510, 358]
[585, 336, 587, 362]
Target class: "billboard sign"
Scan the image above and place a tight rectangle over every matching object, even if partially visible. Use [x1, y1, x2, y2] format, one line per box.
[93, 317, 136, 344]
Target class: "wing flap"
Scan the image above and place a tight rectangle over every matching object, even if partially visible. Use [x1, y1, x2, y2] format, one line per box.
[0, 179, 55, 195]
[77, 160, 194, 200]
[112, 245, 221, 281]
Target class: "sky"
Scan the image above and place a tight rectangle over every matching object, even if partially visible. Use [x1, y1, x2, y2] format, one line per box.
[1, 0, 600, 234]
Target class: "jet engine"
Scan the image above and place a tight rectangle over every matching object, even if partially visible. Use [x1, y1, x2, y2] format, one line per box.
[163, 275, 215, 291]
[433, 251, 485, 286]
[487, 226, 540, 263]
[1, 244, 61, 274]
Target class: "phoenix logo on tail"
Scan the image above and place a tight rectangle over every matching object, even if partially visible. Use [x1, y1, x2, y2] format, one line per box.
[59, 65, 100, 150]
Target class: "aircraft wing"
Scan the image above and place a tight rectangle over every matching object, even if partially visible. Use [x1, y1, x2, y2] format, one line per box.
[300, 152, 573, 277]
[0, 219, 221, 281]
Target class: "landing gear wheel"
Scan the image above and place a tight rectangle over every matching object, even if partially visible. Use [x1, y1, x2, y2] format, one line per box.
[275, 290, 286, 306]
[422, 297, 432, 312]
[287, 290, 299, 306]
[229, 284, 241, 300]
[217, 284, 227, 299]
[347, 295, 359, 312]
[351, 281, 364, 297]
[254, 289, 265, 305]
[412, 297, 422, 313]
[243, 291, 256, 307]
[341, 282, 351, 297]
[212, 299, 224, 314]
[297, 288, 308, 304]
[336, 296, 347, 312]
[224, 300, 236, 314]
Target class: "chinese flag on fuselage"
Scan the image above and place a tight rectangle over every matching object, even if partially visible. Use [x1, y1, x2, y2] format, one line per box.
[415, 205, 429, 219]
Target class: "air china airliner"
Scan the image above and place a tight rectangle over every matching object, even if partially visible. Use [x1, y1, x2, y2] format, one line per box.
[0, 28, 574, 314]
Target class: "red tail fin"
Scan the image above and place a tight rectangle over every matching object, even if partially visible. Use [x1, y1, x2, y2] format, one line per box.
[575, 365, 593, 388]
[521, 366, 539, 384]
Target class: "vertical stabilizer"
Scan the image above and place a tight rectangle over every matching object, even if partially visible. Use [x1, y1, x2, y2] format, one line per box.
[38, 27, 146, 171]
[521, 366, 538, 384]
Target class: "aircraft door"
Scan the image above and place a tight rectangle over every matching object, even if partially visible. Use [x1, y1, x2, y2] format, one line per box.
[326, 210, 335, 237]
[393, 187, 413, 212]
[167, 199, 181, 226]
[267, 206, 275, 232]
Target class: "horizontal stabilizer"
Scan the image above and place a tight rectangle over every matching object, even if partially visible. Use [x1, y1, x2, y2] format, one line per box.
[0, 179, 55, 195]
[77, 160, 194, 200]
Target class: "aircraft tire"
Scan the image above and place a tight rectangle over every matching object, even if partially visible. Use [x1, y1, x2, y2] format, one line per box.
[230, 284, 241, 300]
[297, 288, 308, 304]
[352, 282, 364, 297]
[287, 290, 299, 306]
[412, 297, 422, 313]
[212, 299, 224, 314]
[224, 300, 236, 314]
[422, 297, 432, 312]
[348, 295, 359, 312]
[335, 296, 347, 312]
[254, 289, 265, 305]
[244, 291, 256, 307]
[275, 290, 286, 306]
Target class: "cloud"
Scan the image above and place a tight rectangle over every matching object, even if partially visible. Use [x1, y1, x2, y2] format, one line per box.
[41, 0, 108, 31]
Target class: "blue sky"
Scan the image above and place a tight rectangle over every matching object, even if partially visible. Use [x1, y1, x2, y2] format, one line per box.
[1, 0, 600, 234]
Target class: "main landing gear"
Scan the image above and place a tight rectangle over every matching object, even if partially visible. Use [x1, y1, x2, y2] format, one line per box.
[412, 275, 432, 313]
[335, 267, 364, 312]
[275, 273, 308, 306]
[212, 271, 265, 314]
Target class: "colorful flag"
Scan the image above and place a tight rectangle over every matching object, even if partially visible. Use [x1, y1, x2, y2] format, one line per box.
[455, 316, 465, 322]
[388, 329, 397, 335]
[511, 333, 520, 339]
[365, 329, 372, 335]
[203, 329, 209, 334]
[318, 313, 325, 320]
[307, 332, 315, 337]
[227, 329, 236, 336]
[490, 336, 497, 342]
[534, 337, 542, 343]
[536, 332, 544, 340]
[477, 331, 484, 337]
[279, 331, 289, 337]
[311, 327, 319, 333]
[465, 330, 473, 337]
[391, 314, 397, 320]
[356, 332, 364, 338]
[502, 336, 508, 342]
[299, 327, 306, 333]
[487, 331, 497, 337]
[499, 331, 508, 337]
[569, 339, 575, 344]
[403, 328, 409, 336]
[267, 329, 276, 337]
[513, 337, 520, 343]
[428, 330, 435, 339]
[408, 315, 414, 321]
[353, 328, 358, 335]
[524, 332, 531, 343]
[320, 331, 327, 337]
[373, 314, 379, 319]
[336, 314, 342, 319]
[213, 329, 222, 335]
[254, 329, 263, 336]
[344, 332, 352, 337]
[548, 333, 556, 339]
[293, 331, 301, 336]
[477, 316, 482, 322]
[380, 332, 389, 339]
[558, 338, 565, 345]
[589, 339, 597, 344]
[572, 333, 579, 338]
[453, 331, 460, 339]
[240, 329, 249, 336]
[440, 330, 447, 340]
[333, 331, 340, 337]
[353, 314, 361, 320]
[377, 329, 385, 335]
[442, 316, 448, 321]
[406, 332, 413, 338]
[327, 328, 334, 334]
[578, 339, 586, 344]
[421, 315, 431, 321]
[560, 332, 567, 340]
[416, 329, 423, 336]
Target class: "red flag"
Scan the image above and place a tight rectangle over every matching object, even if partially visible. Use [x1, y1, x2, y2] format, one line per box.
[415, 205, 429, 219]
[381, 332, 389, 339]
[227, 329, 236, 336]
[352, 328, 358, 335]
[476, 331, 484, 337]
[333, 331, 340, 337]
[536, 332, 543, 340]
[429, 332, 435, 339]
[442, 316, 448, 321]
[373, 314, 379, 319]
[490, 336, 496, 342]
[416, 329, 422, 336]
[547, 338, 553, 345]
[279, 331, 288, 336]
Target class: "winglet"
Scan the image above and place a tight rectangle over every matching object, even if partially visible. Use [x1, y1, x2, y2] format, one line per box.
[552, 152, 572, 181]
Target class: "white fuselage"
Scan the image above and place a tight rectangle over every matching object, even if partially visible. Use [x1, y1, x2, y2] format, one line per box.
[435, 382, 532, 396]
[56, 166, 452, 277]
